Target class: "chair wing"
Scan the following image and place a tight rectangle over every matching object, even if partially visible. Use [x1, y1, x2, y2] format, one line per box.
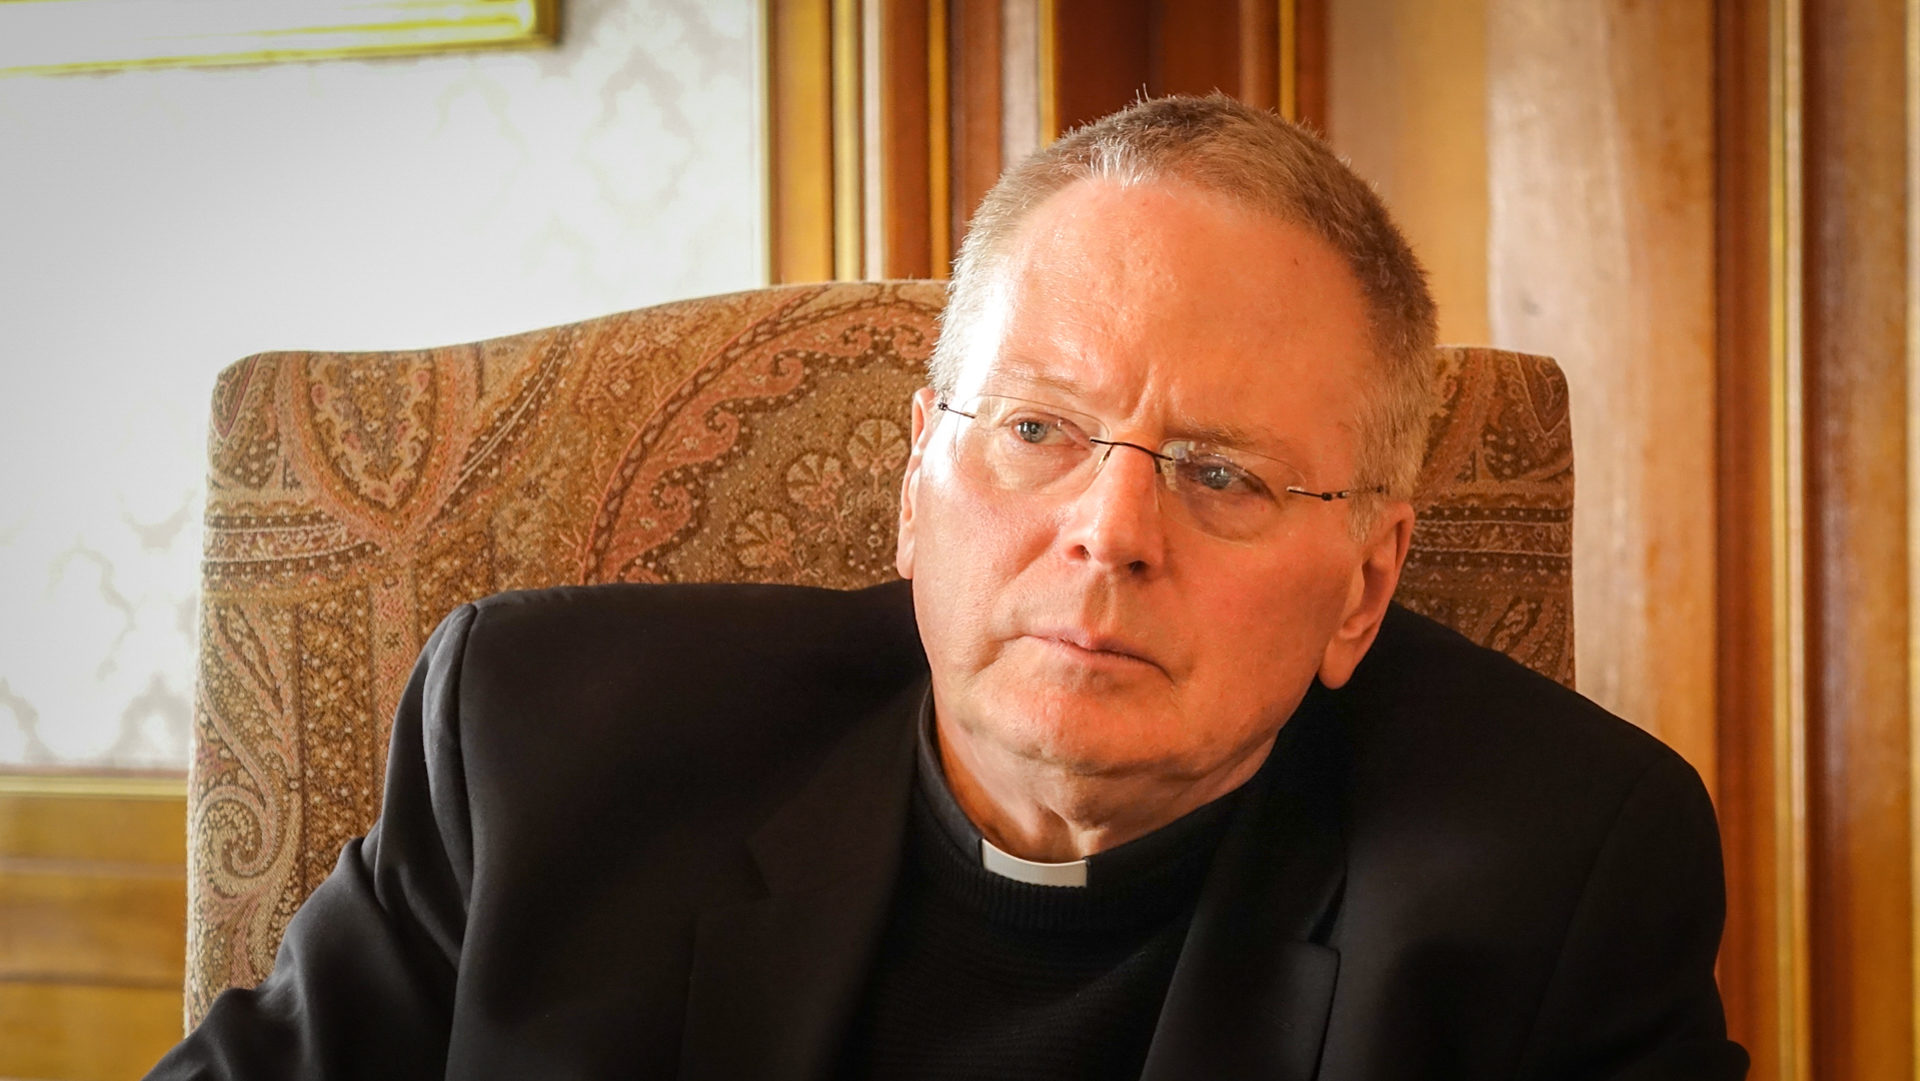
[186, 281, 1572, 1021]
[1398, 346, 1574, 688]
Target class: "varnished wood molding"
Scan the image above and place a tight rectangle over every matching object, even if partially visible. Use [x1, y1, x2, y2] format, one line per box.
[1278, 0, 1298, 121]
[928, 0, 952, 273]
[1769, 2, 1812, 1077]
[1910, 0, 1920, 1066]
[1802, 0, 1914, 1074]
[1717, 0, 1815, 1076]
[833, 0, 863, 278]
[769, 0, 952, 281]
[768, 0, 837, 282]
[0, 772, 185, 800]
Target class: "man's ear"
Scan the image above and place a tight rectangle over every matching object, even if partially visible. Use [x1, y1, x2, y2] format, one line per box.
[895, 387, 940, 579]
[1317, 501, 1415, 688]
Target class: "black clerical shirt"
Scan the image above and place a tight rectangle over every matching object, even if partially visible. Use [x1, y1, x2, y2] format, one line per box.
[834, 696, 1243, 1080]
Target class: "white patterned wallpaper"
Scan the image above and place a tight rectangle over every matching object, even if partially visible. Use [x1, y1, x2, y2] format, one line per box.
[0, 0, 764, 771]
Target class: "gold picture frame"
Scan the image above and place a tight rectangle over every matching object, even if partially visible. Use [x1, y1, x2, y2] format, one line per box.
[0, 0, 559, 77]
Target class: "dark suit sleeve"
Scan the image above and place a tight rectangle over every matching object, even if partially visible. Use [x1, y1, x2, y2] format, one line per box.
[147, 604, 480, 1080]
[1515, 752, 1749, 1081]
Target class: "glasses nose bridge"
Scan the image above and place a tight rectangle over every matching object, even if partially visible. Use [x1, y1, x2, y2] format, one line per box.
[1087, 436, 1176, 490]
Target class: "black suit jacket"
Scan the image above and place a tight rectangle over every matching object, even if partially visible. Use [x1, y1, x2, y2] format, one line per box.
[150, 579, 1746, 1080]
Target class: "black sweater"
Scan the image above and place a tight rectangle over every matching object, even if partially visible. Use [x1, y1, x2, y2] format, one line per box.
[836, 712, 1240, 1080]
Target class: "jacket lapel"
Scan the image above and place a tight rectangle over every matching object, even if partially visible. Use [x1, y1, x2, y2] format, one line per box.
[677, 679, 923, 1081]
[677, 670, 1351, 1081]
[1140, 687, 1351, 1081]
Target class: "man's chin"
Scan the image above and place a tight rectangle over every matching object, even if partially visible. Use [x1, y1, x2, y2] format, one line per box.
[959, 683, 1188, 774]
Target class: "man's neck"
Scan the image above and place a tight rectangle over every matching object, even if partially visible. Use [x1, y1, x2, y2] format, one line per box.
[932, 714, 1275, 863]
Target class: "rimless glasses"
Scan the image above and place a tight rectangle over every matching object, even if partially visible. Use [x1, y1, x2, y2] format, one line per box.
[935, 395, 1384, 543]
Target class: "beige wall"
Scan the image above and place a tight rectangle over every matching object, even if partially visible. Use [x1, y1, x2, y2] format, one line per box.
[0, 0, 765, 771]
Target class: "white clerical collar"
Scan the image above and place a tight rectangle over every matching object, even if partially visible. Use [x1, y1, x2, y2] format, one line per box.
[915, 683, 1239, 890]
[979, 836, 1090, 887]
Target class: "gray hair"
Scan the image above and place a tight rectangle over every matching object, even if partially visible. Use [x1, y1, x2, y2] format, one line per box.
[932, 94, 1438, 505]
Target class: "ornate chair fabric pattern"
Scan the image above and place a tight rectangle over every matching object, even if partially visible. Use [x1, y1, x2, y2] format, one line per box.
[187, 281, 1573, 1023]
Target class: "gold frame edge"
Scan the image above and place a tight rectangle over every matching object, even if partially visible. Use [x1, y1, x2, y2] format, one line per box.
[1768, 0, 1813, 1077]
[0, 0, 558, 78]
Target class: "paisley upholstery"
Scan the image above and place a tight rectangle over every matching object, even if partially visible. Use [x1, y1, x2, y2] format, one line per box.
[186, 281, 1573, 1023]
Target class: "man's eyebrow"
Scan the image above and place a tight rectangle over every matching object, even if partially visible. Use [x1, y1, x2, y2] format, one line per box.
[1172, 417, 1288, 453]
[1169, 418, 1316, 469]
[990, 365, 1090, 400]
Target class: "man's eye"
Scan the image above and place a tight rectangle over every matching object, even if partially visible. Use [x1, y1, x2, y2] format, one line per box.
[1185, 458, 1265, 495]
[1013, 418, 1059, 443]
[1013, 416, 1090, 445]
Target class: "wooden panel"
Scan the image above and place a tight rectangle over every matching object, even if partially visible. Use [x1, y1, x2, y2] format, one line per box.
[1484, 0, 1719, 785]
[1325, 0, 1490, 346]
[1153, 0, 1242, 97]
[1236, 0, 1278, 111]
[1291, 0, 1326, 131]
[1001, 0, 1045, 155]
[0, 982, 183, 1081]
[1802, 0, 1914, 1075]
[1048, 1, 1314, 143]
[0, 790, 184, 865]
[0, 791, 189, 1079]
[1050, 0, 1150, 134]
[1165, 0, 1324, 125]
[873, 0, 936, 278]
[949, 0, 1004, 249]
[0, 863, 185, 985]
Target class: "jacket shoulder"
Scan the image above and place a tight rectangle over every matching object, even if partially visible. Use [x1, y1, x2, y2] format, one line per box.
[1312, 607, 1737, 1077]
[1332, 603, 1712, 896]
[436, 578, 925, 823]
[1353, 603, 1680, 779]
[452, 578, 922, 701]
[463, 578, 920, 667]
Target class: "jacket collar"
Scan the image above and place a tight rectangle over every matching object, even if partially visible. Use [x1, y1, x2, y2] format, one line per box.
[677, 670, 1352, 1081]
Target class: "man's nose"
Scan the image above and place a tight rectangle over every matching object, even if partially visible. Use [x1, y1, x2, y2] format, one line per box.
[1059, 442, 1168, 575]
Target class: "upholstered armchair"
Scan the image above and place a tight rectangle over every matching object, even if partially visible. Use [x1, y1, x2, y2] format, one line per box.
[186, 281, 1573, 1023]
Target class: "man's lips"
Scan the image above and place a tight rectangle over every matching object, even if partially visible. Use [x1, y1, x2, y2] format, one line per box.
[1025, 628, 1164, 671]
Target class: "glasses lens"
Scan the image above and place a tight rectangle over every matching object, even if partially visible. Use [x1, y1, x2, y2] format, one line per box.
[1164, 443, 1285, 541]
[942, 397, 1297, 541]
[951, 396, 1099, 492]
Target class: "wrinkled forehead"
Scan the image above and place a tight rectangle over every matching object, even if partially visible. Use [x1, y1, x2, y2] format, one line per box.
[940, 183, 1378, 457]
[948, 179, 1372, 371]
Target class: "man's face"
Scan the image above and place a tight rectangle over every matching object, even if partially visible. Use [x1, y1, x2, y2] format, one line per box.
[896, 178, 1411, 787]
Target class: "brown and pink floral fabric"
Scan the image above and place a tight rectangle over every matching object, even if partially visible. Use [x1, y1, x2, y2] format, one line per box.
[187, 281, 1572, 1022]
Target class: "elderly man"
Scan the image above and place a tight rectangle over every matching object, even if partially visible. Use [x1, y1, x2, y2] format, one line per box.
[150, 96, 1745, 1080]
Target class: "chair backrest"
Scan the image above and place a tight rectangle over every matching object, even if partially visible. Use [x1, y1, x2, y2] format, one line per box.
[186, 280, 1572, 1022]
